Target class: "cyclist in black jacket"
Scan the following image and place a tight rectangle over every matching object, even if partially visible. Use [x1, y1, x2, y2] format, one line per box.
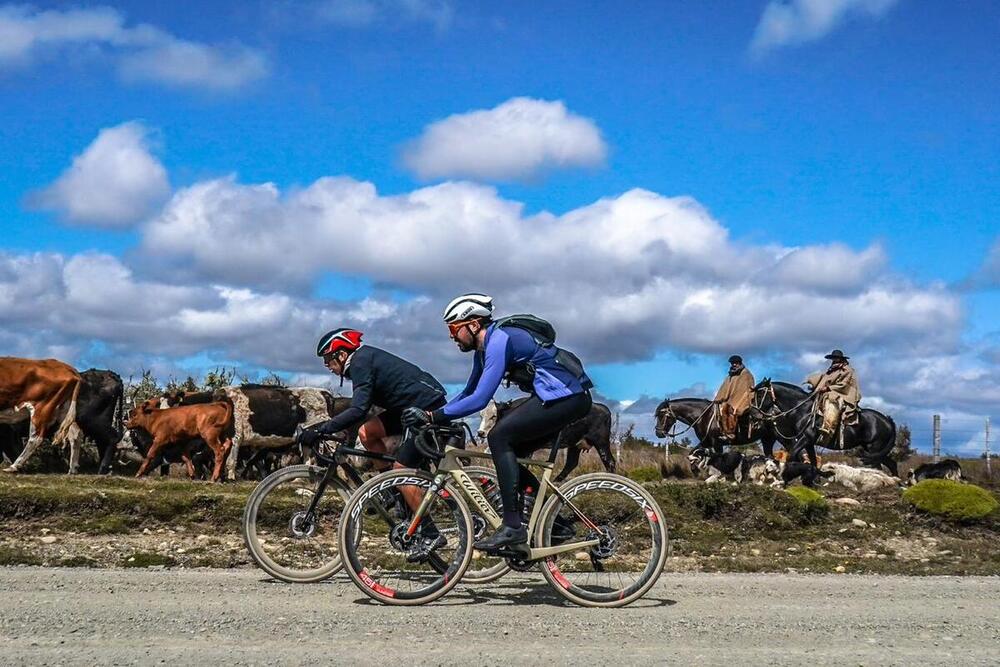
[297, 328, 448, 561]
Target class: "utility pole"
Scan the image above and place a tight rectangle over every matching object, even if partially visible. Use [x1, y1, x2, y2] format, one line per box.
[932, 414, 941, 463]
[986, 416, 992, 478]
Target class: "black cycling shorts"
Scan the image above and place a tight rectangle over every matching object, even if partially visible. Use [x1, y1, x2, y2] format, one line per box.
[389, 397, 447, 468]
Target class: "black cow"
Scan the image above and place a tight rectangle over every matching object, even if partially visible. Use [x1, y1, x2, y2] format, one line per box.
[0, 369, 123, 474]
[908, 459, 963, 485]
[478, 398, 616, 481]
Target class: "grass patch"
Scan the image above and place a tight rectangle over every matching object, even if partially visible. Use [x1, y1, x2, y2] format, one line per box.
[0, 546, 43, 566]
[122, 552, 177, 568]
[903, 480, 999, 522]
[626, 465, 662, 483]
[0, 474, 253, 532]
[58, 555, 98, 567]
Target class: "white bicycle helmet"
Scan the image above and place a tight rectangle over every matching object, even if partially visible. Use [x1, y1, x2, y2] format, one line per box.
[443, 293, 494, 323]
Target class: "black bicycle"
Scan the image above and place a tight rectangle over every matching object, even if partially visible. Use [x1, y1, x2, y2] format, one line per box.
[241, 433, 505, 584]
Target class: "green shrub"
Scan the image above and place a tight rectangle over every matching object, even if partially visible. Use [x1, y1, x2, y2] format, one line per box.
[627, 465, 662, 483]
[903, 479, 999, 522]
[785, 486, 829, 522]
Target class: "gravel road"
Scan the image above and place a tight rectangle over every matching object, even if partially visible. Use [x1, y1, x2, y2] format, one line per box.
[2, 568, 998, 665]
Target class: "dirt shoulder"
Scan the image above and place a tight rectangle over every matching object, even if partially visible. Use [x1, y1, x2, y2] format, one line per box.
[1, 473, 999, 574]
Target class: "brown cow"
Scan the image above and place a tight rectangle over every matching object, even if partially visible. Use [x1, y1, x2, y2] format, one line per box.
[0, 357, 83, 473]
[125, 401, 234, 482]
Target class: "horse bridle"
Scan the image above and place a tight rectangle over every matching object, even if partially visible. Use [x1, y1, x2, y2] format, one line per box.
[656, 401, 715, 439]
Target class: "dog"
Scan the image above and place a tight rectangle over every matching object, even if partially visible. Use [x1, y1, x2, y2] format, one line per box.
[741, 455, 780, 486]
[820, 462, 901, 492]
[770, 460, 825, 488]
[688, 448, 744, 484]
[908, 459, 963, 485]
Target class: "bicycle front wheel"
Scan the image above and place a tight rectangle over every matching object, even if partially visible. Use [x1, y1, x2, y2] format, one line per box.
[242, 464, 350, 583]
[339, 469, 474, 605]
[535, 473, 668, 607]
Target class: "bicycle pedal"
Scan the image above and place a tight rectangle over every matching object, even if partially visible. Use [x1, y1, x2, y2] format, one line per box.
[492, 544, 530, 559]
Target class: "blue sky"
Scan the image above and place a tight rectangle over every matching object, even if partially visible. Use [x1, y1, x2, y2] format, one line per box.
[1, 0, 998, 453]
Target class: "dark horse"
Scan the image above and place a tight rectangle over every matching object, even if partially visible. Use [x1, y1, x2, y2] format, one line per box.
[749, 378, 897, 475]
[653, 397, 776, 454]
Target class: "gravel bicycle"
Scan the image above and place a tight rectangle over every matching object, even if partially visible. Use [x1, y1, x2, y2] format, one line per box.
[338, 423, 668, 607]
[242, 433, 507, 584]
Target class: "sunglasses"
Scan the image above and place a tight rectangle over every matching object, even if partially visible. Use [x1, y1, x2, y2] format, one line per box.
[323, 352, 340, 364]
[447, 320, 475, 338]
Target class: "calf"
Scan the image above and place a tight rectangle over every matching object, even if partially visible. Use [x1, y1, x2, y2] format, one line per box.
[0, 357, 83, 473]
[820, 462, 901, 492]
[125, 401, 233, 482]
[478, 398, 615, 481]
[908, 459, 963, 485]
[771, 461, 824, 488]
[122, 427, 214, 480]
[689, 448, 744, 483]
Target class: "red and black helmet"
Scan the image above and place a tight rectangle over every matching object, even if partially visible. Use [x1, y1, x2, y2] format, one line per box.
[316, 328, 363, 357]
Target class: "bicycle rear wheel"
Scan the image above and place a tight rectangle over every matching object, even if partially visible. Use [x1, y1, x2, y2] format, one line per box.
[535, 473, 668, 607]
[339, 469, 474, 605]
[242, 464, 350, 583]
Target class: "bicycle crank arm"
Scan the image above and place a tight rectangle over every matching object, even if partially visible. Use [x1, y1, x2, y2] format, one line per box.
[489, 538, 601, 562]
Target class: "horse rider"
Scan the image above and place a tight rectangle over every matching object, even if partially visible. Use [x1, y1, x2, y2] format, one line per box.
[805, 349, 861, 446]
[713, 355, 755, 441]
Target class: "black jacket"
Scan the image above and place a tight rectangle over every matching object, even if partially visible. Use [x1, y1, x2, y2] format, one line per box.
[317, 345, 446, 434]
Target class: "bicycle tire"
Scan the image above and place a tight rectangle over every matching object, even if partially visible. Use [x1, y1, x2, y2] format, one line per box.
[339, 468, 474, 605]
[534, 472, 668, 607]
[242, 464, 351, 583]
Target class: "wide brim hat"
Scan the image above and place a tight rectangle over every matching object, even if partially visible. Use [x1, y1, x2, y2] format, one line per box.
[728, 355, 743, 364]
[824, 349, 849, 360]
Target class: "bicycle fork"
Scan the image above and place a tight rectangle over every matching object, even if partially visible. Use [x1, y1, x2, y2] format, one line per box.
[405, 473, 446, 537]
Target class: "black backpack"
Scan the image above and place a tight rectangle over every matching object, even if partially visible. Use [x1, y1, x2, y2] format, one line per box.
[495, 314, 592, 390]
[495, 314, 556, 347]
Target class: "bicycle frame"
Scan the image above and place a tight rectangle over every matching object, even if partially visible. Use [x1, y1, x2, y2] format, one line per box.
[406, 446, 600, 560]
[301, 441, 397, 525]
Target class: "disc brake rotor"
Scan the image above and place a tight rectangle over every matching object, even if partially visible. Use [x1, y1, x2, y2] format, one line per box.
[588, 525, 619, 560]
[389, 522, 416, 551]
[289, 511, 317, 538]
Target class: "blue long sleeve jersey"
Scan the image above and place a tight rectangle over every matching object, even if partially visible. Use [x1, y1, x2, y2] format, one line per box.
[434, 324, 590, 421]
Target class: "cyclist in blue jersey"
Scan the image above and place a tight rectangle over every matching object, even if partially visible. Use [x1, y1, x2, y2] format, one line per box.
[402, 294, 593, 553]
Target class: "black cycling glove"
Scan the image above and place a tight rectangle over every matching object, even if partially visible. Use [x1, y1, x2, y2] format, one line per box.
[401, 406, 432, 428]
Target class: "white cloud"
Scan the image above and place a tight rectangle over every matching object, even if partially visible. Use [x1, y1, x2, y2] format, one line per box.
[0, 5, 267, 90]
[401, 97, 608, 181]
[3, 170, 998, 452]
[750, 0, 900, 54]
[138, 174, 960, 368]
[28, 122, 169, 228]
[0, 250, 404, 375]
[312, 0, 454, 31]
